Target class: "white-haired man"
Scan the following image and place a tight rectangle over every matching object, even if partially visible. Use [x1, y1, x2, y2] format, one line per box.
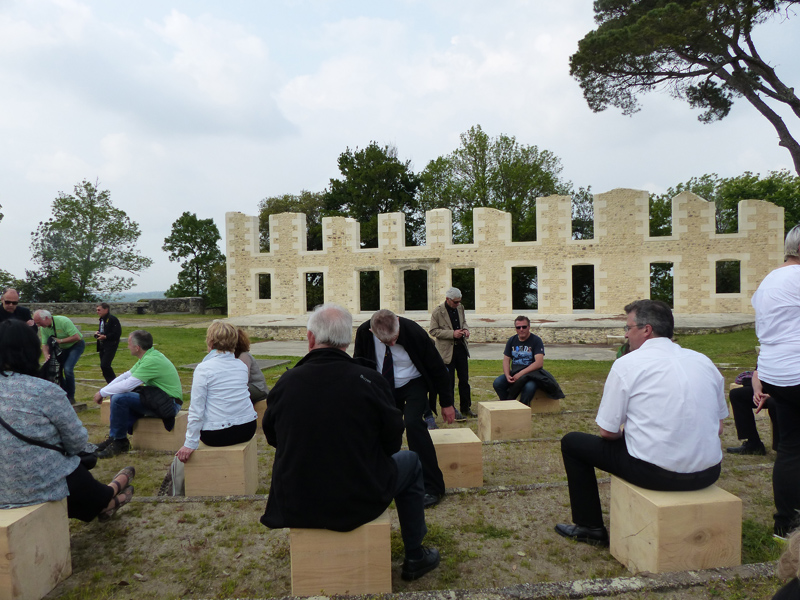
[33, 309, 85, 404]
[430, 287, 475, 420]
[262, 303, 441, 581]
[354, 309, 456, 508]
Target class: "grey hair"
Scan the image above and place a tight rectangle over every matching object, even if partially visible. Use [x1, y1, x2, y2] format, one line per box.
[776, 529, 800, 579]
[370, 309, 400, 343]
[33, 309, 52, 320]
[307, 303, 353, 348]
[624, 299, 674, 339]
[784, 224, 800, 260]
[129, 330, 154, 350]
[445, 287, 462, 300]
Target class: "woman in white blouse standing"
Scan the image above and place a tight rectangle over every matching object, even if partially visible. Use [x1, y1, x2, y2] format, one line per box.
[752, 224, 800, 539]
[175, 321, 258, 463]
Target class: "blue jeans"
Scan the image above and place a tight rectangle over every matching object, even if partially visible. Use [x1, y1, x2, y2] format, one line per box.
[109, 391, 181, 439]
[392, 450, 427, 552]
[58, 339, 85, 401]
[493, 374, 537, 405]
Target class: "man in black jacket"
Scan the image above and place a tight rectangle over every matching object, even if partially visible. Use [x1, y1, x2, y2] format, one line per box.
[262, 303, 440, 581]
[0, 289, 34, 327]
[95, 303, 121, 383]
[354, 309, 455, 507]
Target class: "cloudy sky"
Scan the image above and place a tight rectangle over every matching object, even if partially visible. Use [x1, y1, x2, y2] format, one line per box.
[1, 0, 799, 294]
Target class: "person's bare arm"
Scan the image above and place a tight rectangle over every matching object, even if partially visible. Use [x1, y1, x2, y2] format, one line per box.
[511, 354, 544, 381]
[599, 427, 623, 440]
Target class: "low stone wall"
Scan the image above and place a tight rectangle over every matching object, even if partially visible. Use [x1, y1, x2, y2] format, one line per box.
[27, 297, 206, 315]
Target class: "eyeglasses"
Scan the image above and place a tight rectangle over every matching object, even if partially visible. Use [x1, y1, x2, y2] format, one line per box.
[3, 300, 18, 306]
[623, 324, 640, 333]
[515, 325, 528, 330]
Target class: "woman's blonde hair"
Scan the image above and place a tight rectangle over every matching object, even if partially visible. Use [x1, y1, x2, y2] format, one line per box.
[206, 321, 238, 353]
[777, 530, 800, 580]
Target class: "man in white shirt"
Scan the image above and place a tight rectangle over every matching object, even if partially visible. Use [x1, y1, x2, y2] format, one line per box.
[555, 300, 728, 546]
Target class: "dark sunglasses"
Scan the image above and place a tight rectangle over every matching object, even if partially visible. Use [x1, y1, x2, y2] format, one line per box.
[3, 300, 18, 305]
[515, 325, 528, 330]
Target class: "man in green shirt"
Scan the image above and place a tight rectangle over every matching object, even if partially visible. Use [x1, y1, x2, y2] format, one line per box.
[92, 329, 183, 458]
[33, 309, 85, 404]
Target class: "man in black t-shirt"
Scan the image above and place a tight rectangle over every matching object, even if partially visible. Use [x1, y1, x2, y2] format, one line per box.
[0, 289, 34, 327]
[493, 315, 545, 405]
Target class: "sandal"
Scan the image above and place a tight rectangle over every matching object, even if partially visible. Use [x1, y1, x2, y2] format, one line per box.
[98, 485, 134, 522]
[108, 466, 135, 496]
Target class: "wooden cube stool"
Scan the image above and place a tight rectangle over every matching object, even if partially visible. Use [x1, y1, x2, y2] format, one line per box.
[289, 510, 391, 596]
[184, 436, 258, 496]
[529, 389, 561, 414]
[130, 411, 188, 452]
[253, 400, 266, 431]
[99, 399, 111, 424]
[477, 401, 530, 441]
[610, 476, 742, 574]
[429, 428, 483, 488]
[0, 499, 71, 600]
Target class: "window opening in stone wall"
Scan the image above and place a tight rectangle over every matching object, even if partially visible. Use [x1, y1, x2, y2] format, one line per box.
[257, 274, 271, 300]
[572, 265, 595, 310]
[716, 260, 741, 294]
[359, 271, 380, 312]
[305, 272, 324, 311]
[451, 268, 475, 310]
[649, 194, 673, 237]
[404, 270, 428, 311]
[258, 213, 322, 253]
[650, 263, 674, 308]
[572, 189, 594, 240]
[511, 267, 538, 310]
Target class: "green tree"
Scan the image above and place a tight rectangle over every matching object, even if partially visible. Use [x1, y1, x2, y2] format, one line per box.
[324, 142, 421, 247]
[258, 191, 324, 252]
[162, 212, 227, 306]
[419, 125, 569, 242]
[29, 179, 152, 301]
[570, 1, 800, 174]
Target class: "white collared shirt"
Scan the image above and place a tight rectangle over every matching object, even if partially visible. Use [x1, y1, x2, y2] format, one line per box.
[372, 335, 422, 388]
[596, 337, 727, 473]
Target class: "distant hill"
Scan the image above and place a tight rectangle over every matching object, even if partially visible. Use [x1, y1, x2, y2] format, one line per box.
[113, 291, 167, 302]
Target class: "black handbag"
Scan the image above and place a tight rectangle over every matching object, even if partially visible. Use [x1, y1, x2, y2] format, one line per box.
[0, 412, 97, 470]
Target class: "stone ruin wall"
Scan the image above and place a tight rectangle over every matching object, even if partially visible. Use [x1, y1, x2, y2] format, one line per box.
[225, 188, 785, 318]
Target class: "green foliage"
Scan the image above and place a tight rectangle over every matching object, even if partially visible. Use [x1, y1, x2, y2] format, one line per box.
[650, 262, 674, 307]
[570, 1, 800, 173]
[419, 125, 569, 242]
[162, 212, 227, 307]
[571, 187, 595, 240]
[28, 179, 152, 301]
[324, 142, 421, 247]
[258, 190, 324, 252]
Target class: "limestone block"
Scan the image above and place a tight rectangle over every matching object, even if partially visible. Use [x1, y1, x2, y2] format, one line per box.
[184, 437, 258, 496]
[100, 399, 110, 424]
[0, 499, 71, 600]
[429, 428, 483, 488]
[289, 510, 391, 596]
[609, 476, 742, 574]
[529, 389, 561, 414]
[477, 401, 530, 441]
[130, 411, 188, 452]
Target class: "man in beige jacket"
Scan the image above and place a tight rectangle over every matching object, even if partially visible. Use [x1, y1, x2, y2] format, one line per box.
[429, 287, 475, 420]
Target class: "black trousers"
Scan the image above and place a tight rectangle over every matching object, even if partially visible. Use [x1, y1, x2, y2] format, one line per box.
[448, 344, 472, 412]
[394, 377, 445, 497]
[560, 432, 721, 528]
[200, 419, 258, 446]
[98, 341, 119, 384]
[65, 464, 115, 522]
[729, 385, 779, 447]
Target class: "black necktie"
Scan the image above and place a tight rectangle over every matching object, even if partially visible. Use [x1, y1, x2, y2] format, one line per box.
[381, 345, 395, 388]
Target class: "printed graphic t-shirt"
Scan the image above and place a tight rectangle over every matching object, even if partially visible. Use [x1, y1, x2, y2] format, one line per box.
[503, 334, 545, 373]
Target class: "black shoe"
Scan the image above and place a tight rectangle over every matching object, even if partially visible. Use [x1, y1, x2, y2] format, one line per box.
[462, 408, 478, 418]
[94, 436, 115, 452]
[96, 438, 130, 459]
[453, 409, 467, 422]
[401, 546, 440, 581]
[423, 493, 441, 509]
[554, 523, 609, 547]
[727, 441, 766, 455]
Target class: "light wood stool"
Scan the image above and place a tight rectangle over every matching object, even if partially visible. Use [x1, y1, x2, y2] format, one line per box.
[289, 510, 391, 596]
[429, 427, 483, 488]
[0, 499, 71, 600]
[130, 411, 188, 452]
[99, 399, 111, 424]
[529, 389, 561, 414]
[477, 401, 530, 441]
[610, 476, 742, 574]
[184, 437, 258, 496]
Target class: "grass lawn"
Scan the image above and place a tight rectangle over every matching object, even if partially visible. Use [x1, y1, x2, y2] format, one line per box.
[53, 325, 786, 600]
